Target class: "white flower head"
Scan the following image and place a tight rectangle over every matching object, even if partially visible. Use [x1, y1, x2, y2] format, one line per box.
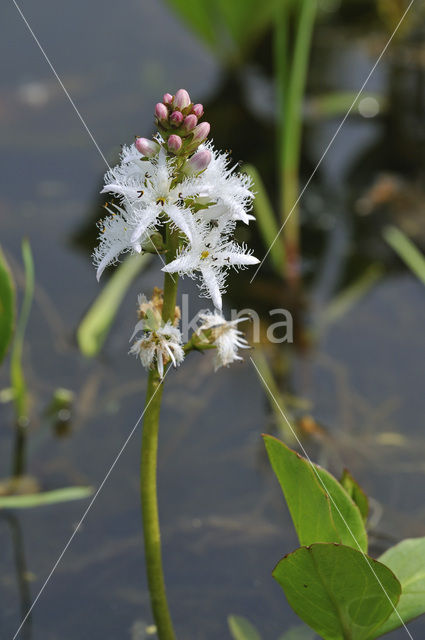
[130, 320, 184, 378]
[162, 216, 259, 310]
[197, 141, 255, 225]
[197, 310, 250, 370]
[93, 135, 258, 285]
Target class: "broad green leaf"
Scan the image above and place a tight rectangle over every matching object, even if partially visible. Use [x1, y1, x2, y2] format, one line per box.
[376, 537, 425, 635]
[77, 253, 150, 357]
[0, 247, 16, 364]
[273, 543, 401, 640]
[10, 239, 34, 422]
[340, 469, 369, 524]
[263, 435, 368, 551]
[0, 486, 93, 509]
[243, 165, 285, 275]
[228, 615, 262, 640]
[384, 225, 425, 287]
[278, 624, 316, 639]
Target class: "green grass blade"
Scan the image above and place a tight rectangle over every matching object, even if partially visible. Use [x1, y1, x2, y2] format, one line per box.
[243, 164, 285, 275]
[383, 225, 425, 286]
[0, 247, 16, 364]
[77, 253, 151, 357]
[319, 264, 384, 330]
[0, 486, 93, 509]
[228, 615, 262, 640]
[10, 239, 34, 422]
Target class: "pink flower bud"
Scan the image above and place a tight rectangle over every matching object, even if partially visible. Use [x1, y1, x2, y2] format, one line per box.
[167, 134, 182, 153]
[192, 103, 204, 118]
[192, 122, 210, 143]
[182, 114, 197, 132]
[135, 137, 160, 157]
[173, 89, 191, 111]
[163, 93, 173, 105]
[187, 150, 211, 173]
[155, 102, 168, 122]
[170, 111, 184, 127]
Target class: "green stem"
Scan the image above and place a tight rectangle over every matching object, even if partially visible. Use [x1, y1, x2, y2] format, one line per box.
[276, 0, 317, 284]
[140, 225, 180, 640]
[10, 239, 34, 477]
[12, 426, 27, 477]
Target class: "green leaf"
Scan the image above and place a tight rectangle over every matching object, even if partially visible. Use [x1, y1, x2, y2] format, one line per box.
[0, 247, 16, 364]
[278, 624, 317, 639]
[228, 615, 262, 640]
[164, 0, 292, 65]
[0, 486, 93, 509]
[376, 537, 425, 635]
[384, 225, 425, 287]
[263, 435, 368, 551]
[340, 469, 369, 524]
[273, 543, 401, 640]
[163, 0, 219, 53]
[77, 253, 150, 357]
[243, 165, 285, 275]
[10, 239, 34, 421]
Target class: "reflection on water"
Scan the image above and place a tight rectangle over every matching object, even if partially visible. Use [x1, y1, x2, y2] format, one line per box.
[1, 0, 425, 638]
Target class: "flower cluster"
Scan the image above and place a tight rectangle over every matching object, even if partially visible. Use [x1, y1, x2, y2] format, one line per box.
[93, 89, 258, 311]
[196, 311, 250, 371]
[129, 291, 184, 378]
[94, 89, 257, 375]
[128, 291, 251, 376]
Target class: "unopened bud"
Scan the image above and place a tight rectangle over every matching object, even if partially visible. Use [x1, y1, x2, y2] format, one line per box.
[192, 103, 204, 118]
[135, 137, 160, 157]
[167, 134, 182, 153]
[170, 111, 184, 127]
[187, 149, 211, 173]
[182, 114, 197, 132]
[192, 122, 210, 143]
[155, 102, 168, 123]
[173, 89, 191, 111]
[163, 93, 173, 105]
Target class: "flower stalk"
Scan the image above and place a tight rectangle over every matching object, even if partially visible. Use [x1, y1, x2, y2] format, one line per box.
[94, 89, 259, 638]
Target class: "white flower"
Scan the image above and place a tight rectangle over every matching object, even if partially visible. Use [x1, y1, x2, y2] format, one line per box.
[197, 141, 255, 225]
[129, 320, 184, 378]
[93, 138, 258, 287]
[93, 202, 156, 279]
[197, 310, 250, 370]
[162, 216, 259, 310]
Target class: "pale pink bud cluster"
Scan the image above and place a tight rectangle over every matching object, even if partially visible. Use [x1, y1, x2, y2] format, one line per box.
[152, 88, 210, 156]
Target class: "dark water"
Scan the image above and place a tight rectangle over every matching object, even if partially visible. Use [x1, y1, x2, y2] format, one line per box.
[1, 1, 425, 638]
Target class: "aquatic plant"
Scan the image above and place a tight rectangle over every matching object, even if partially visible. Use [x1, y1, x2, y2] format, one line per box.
[229, 437, 425, 639]
[0, 239, 33, 477]
[94, 89, 259, 638]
